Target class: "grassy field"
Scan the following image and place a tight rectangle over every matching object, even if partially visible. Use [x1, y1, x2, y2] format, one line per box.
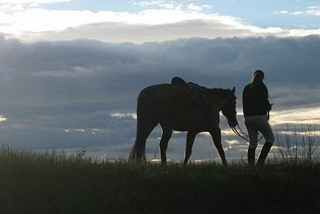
[0, 146, 320, 214]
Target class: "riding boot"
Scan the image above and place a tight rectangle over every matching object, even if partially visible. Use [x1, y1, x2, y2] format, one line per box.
[257, 141, 273, 166]
[247, 148, 255, 166]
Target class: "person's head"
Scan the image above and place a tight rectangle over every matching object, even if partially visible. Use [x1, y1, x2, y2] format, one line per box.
[250, 69, 264, 84]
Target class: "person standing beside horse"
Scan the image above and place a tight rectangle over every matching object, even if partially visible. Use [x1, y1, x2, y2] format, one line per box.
[242, 70, 274, 166]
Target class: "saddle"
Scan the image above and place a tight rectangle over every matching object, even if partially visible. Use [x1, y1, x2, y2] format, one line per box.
[171, 77, 208, 106]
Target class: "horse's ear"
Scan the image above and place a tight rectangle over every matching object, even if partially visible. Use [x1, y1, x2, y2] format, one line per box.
[231, 87, 236, 94]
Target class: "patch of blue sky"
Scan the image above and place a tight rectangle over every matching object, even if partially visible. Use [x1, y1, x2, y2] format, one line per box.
[202, 0, 320, 29]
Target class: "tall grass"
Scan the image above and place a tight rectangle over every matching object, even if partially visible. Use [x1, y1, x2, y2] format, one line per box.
[276, 124, 319, 163]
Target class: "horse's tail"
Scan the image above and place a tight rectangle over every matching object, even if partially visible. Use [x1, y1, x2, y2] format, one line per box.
[129, 142, 136, 161]
[129, 86, 158, 162]
[129, 140, 146, 162]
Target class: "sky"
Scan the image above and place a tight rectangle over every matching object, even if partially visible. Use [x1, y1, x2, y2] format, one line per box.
[0, 0, 320, 162]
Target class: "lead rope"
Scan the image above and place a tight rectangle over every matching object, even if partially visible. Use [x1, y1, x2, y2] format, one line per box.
[229, 124, 263, 142]
[230, 110, 271, 142]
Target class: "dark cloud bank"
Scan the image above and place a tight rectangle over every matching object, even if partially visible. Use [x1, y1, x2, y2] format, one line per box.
[0, 34, 320, 161]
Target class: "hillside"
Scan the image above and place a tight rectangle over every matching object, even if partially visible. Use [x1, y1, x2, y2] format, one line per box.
[0, 147, 319, 214]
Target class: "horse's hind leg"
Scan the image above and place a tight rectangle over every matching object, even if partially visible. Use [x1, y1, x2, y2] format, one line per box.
[210, 128, 227, 165]
[159, 127, 172, 164]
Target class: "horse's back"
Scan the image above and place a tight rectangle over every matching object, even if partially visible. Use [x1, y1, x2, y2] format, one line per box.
[137, 84, 194, 124]
[138, 84, 184, 105]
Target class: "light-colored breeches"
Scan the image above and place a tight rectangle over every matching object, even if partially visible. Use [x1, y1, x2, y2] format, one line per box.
[245, 115, 275, 149]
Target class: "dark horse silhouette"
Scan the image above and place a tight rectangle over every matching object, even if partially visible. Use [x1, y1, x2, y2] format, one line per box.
[129, 81, 238, 165]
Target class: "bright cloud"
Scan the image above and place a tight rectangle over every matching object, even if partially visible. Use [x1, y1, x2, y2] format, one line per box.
[306, 6, 320, 16]
[278, 6, 320, 17]
[133, 0, 177, 9]
[1, 1, 320, 43]
[272, 108, 320, 126]
[0, 116, 7, 122]
[0, 8, 117, 35]
[186, 3, 212, 12]
[14, 8, 311, 43]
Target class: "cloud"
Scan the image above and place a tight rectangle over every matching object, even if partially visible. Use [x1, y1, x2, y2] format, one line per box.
[0, 2, 320, 43]
[272, 108, 320, 126]
[0, 34, 320, 160]
[24, 17, 318, 44]
[277, 6, 320, 17]
[133, 0, 177, 9]
[306, 6, 320, 16]
[187, 3, 212, 12]
[25, 19, 256, 43]
[0, 7, 116, 35]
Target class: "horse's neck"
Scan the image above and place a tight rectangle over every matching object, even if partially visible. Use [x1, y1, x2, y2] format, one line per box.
[203, 90, 227, 111]
[214, 98, 229, 111]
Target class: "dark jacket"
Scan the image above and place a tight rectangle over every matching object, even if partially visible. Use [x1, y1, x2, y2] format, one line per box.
[242, 82, 272, 117]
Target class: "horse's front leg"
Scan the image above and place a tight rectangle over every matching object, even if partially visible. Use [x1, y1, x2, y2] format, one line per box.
[159, 128, 173, 164]
[209, 128, 227, 165]
[183, 131, 197, 165]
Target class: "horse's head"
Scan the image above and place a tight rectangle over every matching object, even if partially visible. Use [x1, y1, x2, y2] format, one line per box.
[204, 87, 238, 127]
[221, 87, 238, 128]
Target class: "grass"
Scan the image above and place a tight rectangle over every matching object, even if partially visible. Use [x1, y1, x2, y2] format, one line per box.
[0, 145, 320, 214]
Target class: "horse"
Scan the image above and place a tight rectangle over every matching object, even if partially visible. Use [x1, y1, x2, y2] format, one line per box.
[129, 81, 238, 165]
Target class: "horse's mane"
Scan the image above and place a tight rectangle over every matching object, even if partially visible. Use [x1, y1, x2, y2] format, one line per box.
[202, 88, 236, 101]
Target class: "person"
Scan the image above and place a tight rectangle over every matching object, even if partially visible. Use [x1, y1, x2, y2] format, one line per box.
[242, 70, 274, 166]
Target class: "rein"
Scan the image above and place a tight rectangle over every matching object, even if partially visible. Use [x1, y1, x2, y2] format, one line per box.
[229, 110, 271, 142]
[229, 123, 263, 142]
